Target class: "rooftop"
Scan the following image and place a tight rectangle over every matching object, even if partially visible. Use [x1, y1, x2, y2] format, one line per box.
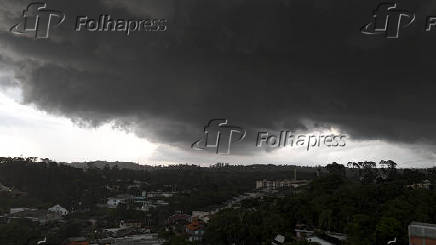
[410, 222, 436, 229]
[409, 222, 436, 239]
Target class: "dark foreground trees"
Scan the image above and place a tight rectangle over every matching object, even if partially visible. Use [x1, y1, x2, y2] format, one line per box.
[205, 162, 436, 245]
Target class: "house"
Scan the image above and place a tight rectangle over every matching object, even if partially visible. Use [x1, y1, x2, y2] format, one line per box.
[145, 191, 175, 198]
[107, 197, 122, 208]
[186, 217, 205, 242]
[407, 180, 432, 190]
[103, 227, 134, 238]
[168, 213, 191, 225]
[295, 224, 314, 239]
[10, 208, 37, 214]
[48, 204, 69, 216]
[409, 222, 436, 245]
[137, 203, 150, 212]
[294, 224, 345, 244]
[105, 185, 120, 191]
[127, 184, 141, 190]
[192, 211, 210, 223]
[107, 194, 134, 208]
[256, 168, 310, 191]
[256, 179, 310, 191]
[0, 184, 26, 197]
[307, 236, 334, 245]
[9, 190, 27, 198]
[272, 234, 285, 245]
[120, 219, 143, 229]
[0, 183, 11, 192]
[8, 209, 62, 224]
[325, 231, 347, 241]
[155, 200, 169, 206]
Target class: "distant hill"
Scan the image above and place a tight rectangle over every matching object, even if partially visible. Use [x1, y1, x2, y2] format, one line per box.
[65, 161, 154, 170]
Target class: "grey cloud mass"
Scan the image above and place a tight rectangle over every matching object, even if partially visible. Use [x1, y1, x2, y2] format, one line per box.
[1, 0, 436, 156]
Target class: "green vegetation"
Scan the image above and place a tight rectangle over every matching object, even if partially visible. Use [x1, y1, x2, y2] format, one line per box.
[204, 162, 436, 245]
[0, 157, 317, 244]
[0, 157, 434, 245]
[0, 220, 41, 245]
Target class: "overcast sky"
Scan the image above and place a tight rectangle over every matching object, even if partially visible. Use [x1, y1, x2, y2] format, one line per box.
[0, 0, 435, 167]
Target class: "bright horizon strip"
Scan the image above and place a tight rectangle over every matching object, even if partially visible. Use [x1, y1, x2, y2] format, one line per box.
[0, 87, 158, 163]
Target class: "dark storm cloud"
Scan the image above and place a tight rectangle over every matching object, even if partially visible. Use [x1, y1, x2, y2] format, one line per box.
[1, 0, 436, 154]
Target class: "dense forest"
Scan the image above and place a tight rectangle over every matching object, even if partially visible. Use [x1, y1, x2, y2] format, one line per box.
[204, 162, 436, 245]
[0, 157, 317, 213]
[0, 157, 434, 245]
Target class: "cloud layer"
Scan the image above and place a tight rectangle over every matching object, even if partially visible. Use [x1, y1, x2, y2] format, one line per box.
[1, 0, 436, 157]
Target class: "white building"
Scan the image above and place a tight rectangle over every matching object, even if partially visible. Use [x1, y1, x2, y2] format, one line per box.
[307, 236, 334, 245]
[0, 183, 11, 192]
[48, 204, 69, 216]
[107, 194, 133, 208]
[107, 198, 123, 208]
[272, 234, 285, 245]
[256, 179, 310, 191]
[192, 211, 210, 223]
[10, 208, 36, 214]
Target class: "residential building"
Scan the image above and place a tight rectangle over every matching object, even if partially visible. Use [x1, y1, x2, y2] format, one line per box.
[0, 184, 26, 197]
[168, 213, 191, 225]
[0, 183, 11, 192]
[407, 180, 432, 190]
[409, 222, 436, 245]
[192, 211, 210, 223]
[10, 208, 37, 214]
[272, 234, 285, 245]
[103, 227, 135, 238]
[307, 236, 334, 245]
[48, 204, 69, 216]
[256, 179, 310, 191]
[107, 194, 134, 208]
[186, 217, 205, 242]
[294, 224, 346, 244]
[8, 209, 62, 224]
[120, 220, 143, 229]
[145, 191, 175, 198]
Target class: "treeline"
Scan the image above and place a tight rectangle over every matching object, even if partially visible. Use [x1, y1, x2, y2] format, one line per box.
[0, 157, 108, 211]
[0, 157, 317, 213]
